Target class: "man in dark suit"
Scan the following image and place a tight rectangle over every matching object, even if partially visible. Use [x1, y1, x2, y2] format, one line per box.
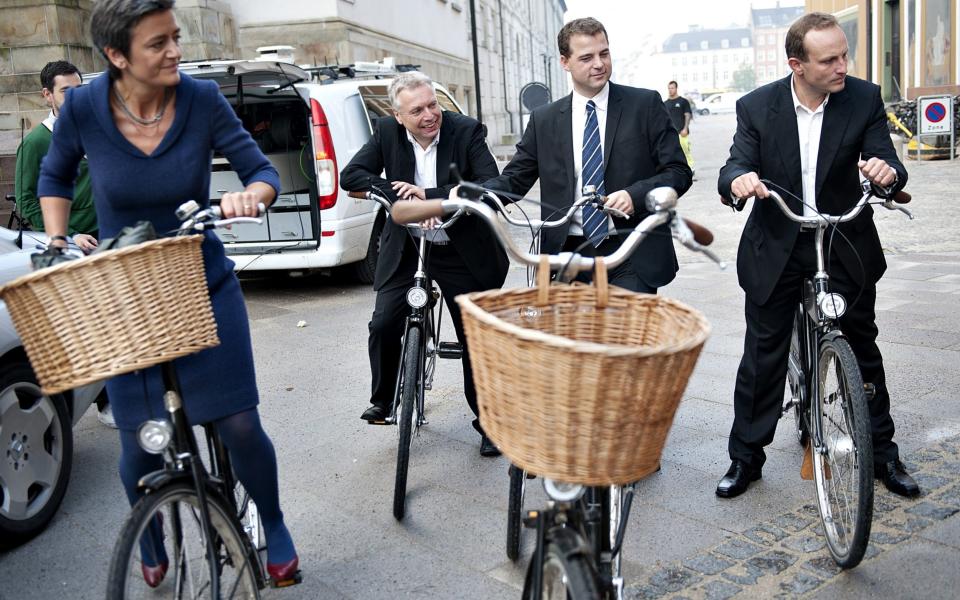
[716, 12, 918, 498]
[340, 72, 507, 456]
[485, 17, 692, 292]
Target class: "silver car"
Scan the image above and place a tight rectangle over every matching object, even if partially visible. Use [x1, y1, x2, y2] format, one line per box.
[0, 227, 105, 549]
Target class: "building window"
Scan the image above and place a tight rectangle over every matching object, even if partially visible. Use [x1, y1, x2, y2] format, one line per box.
[680, 42, 688, 51]
[672, 57, 678, 66]
[768, 34, 775, 45]
[692, 72, 698, 81]
[721, 39, 729, 49]
[741, 38, 749, 47]
[723, 70, 729, 79]
[700, 40, 708, 50]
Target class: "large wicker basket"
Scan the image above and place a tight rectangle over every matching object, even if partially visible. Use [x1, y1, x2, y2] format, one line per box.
[456, 258, 710, 485]
[0, 236, 220, 395]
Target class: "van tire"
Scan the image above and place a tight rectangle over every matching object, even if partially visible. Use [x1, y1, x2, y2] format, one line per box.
[353, 210, 385, 284]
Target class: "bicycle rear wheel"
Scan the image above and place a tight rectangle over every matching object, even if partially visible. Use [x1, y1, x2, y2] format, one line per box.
[393, 325, 421, 521]
[813, 337, 874, 568]
[506, 465, 525, 560]
[523, 528, 600, 600]
[107, 481, 260, 599]
[786, 308, 809, 447]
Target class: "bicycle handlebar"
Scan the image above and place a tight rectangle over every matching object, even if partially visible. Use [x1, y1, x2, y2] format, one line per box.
[391, 187, 725, 277]
[349, 189, 463, 231]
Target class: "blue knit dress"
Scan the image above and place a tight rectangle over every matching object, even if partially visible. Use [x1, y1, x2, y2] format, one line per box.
[38, 73, 280, 431]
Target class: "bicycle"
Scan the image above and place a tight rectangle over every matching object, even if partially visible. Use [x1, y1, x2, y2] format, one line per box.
[391, 184, 721, 600]
[728, 183, 912, 568]
[347, 189, 465, 521]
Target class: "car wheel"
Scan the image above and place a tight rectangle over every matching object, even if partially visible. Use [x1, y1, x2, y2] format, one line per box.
[699, 108, 710, 116]
[352, 209, 385, 285]
[0, 359, 73, 549]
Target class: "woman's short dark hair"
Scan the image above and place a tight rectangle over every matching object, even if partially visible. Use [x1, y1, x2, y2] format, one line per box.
[90, 0, 176, 79]
[557, 18, 608, 58]
[785, 12, 839, 62]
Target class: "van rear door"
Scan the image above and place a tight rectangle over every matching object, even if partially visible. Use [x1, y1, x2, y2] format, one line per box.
[184, 61, 320, 255]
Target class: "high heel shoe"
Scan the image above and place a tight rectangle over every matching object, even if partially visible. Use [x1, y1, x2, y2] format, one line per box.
[142, 561, 169, 588]
[267, 555, 301, 587]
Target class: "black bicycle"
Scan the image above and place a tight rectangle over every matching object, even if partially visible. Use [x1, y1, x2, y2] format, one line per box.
[391, 185, 721, 600]
[757, 183, 913, 568]
[105, 201, 301, 598]
[348, 189, 464, 521]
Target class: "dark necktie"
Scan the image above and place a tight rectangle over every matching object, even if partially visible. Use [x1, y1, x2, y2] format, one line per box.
[581, 100, 608, 247]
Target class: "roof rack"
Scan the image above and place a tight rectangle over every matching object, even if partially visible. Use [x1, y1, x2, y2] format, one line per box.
[301, 58, 422, 83]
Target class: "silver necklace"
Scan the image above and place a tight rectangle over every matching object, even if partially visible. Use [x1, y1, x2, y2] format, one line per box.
[113, 85, 172, 126]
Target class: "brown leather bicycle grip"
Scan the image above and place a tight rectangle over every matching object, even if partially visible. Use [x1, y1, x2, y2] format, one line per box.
[684, 218, 714, 246]
[893, 191, 911, 204]
[347, 191, 366, 199]
[391, 200, 445, 225]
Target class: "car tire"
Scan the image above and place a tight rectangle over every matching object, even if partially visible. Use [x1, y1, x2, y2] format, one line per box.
[352, 209, 385, 285]
[0, 359, 73, 550]
[699, 108, 710, 116]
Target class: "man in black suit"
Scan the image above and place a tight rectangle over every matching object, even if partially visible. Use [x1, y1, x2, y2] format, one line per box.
[716, 12, 918, 498]
[485, 17, 692, 292]
[340, 72, 507, 456]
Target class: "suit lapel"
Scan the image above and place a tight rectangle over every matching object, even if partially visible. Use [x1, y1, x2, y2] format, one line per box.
[770, 78, 803, 206]
[393, 121, 416, 183]
[435, 117, 454, 186]
[814, 89, 852, 199]
[603, 83, 622, 177]
[557, 95, 575, 200]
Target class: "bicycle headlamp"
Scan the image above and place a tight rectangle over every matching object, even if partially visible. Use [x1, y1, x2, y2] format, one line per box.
[818, 293, 847, 320]
[137, 419, 174, 454]
[543, 478, 585, 502]
[406, 286, 429, 309]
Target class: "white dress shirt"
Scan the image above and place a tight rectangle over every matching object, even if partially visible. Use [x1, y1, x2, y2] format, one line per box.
[570, 82, 613, 236]
[791, 75, 829, 219]
[42, 110, 57, 132]
[405, 129, 448, 243]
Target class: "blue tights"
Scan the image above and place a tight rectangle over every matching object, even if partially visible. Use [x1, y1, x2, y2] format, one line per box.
[118, 408, 296, 567]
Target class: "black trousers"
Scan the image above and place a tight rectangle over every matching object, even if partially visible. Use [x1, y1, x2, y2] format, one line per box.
[729, 231, 899, 469]
[560, 235, 657, 293]
[368, 238, 487, 434]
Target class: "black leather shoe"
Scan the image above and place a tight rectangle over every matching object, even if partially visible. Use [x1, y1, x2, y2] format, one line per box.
[715, 460, 762, 498]
[875, 459, 920, 497]
[480, 435, 501, 457]
[360, 404, 390, 424]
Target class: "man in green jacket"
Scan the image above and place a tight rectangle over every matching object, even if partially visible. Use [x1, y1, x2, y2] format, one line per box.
[15, 60, 98, 252]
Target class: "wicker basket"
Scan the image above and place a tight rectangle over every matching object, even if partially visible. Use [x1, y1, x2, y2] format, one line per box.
[0, 236, 220, 395]
[456, 258, 710, 485]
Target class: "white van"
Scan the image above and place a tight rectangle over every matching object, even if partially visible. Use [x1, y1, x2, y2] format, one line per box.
[697, 91, 745, 116]
[181, 58, 466, 282]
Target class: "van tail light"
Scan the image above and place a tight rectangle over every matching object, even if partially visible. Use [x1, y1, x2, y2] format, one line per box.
[310, 98, 338, 209]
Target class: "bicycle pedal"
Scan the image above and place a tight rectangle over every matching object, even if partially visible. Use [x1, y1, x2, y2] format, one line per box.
[270, 570, 303, 588]
[437, 342, 463, 359]
[522, 510, 539, 528]
[863, 383, 876, 400]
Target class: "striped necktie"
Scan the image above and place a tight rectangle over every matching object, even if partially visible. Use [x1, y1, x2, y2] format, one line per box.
[581, 100, 608, 247]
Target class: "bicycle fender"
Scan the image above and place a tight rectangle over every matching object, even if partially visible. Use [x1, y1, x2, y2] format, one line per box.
[546, 525, 594, 559]
[818, 330, 848, 347]
[137, 469, 193, 494]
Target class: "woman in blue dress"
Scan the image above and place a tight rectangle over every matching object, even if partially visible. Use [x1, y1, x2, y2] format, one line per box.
[37, 0, 299, 587]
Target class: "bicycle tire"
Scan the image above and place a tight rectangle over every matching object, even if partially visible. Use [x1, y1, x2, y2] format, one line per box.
[393, 326, 421, 521]
[106, 481, 260, 599]
[813, 337, 874, 569]
[523, 527, 600, 600]
[506, 465, 525, 560]
[787, 309, 809, 447]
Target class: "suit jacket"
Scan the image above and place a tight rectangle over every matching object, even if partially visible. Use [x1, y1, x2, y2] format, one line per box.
[340, 111, 508, 291]
[484, 82, 693, 288]
[718, 75, 908, 304]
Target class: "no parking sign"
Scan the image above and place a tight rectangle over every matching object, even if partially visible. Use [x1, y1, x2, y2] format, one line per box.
[918, 95, 954, 135]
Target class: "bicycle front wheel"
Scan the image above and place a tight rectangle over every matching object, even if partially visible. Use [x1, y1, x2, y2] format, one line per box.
[107, 482, 260, 599]
[393, 325, 421, 521]
[523, 528, 600, 600]
[506, 465, 526, 561]
[813, 337, 874, 568]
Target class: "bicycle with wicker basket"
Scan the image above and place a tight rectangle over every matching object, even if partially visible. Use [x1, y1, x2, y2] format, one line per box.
[0, 202, 300, 599]
[391, 184, 721, 600]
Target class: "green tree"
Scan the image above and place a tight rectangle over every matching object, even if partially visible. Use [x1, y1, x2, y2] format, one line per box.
[732, 63, 756, 92]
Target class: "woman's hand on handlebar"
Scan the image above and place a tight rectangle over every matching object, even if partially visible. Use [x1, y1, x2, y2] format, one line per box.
[730, 171, 770, 201]
[73, 233, 98, 253]
[220, 190, 267, 218]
